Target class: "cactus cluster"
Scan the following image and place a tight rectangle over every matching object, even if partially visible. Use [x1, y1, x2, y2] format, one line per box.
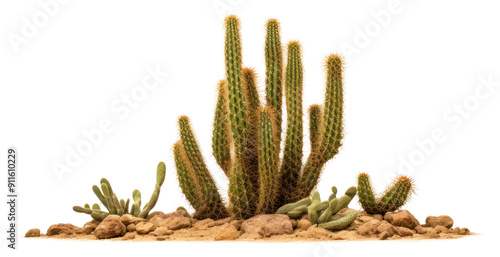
[73, 162, 166, 221]
[173, 16, 344, 220]
[276, 186, 358, 231]
[357, 173, 415, 214]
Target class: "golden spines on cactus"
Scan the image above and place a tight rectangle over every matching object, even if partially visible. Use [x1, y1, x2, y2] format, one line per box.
[212, 80, 233, 176]
[308, 104, 323, 153]
[357, 173, 415, 214]
[297, 54, 345, 199]
[265, 19, 283, 148]
[228, 161, 252, 219]
[277, 41, 304, 205]
[178, 116, 229, 219]
[257, 106, 279, 214]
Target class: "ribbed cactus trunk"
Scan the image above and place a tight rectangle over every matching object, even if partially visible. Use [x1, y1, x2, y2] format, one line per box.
[277, 41, 304, 205]
[173, 16, 345, 219]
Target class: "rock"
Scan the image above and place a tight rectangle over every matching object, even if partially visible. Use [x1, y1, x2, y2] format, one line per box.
[435, 225, 448, 234]
[94, 215, 127, 239]
[377, 221, 396, 237]
[346, 220, 363, 231]
[193, 218, 215, 230]
[127, 224, 136, 232]
[452, 227, 461, 233]
[306, 225, 333, 238]
[82, 220, 100, 234]
[358, 216, 374, 222]
[213, 216, 235, 226]
[47, 223, 82, 236]
[156, 236, 170, 241]
[357, 219, 381, 236]
[215, 224, 241, 240]
[290, 219, 298, 229]
[146, 211, 165, 220]
[136, 222, 156, 234]
[332, 230, 361, 240]
[459, 228, 470, 235]
[384, 210, 420, 229]
[426, 229, 440, 239]
[150, 215, 193, 230]
[230, 219, 243, 230]
[415, 225, 427, 234]
[372, 214, 384, 221]
[390, 234, 402, 240]
[153, 227, 174, 236]
[395, 227, 414, 237]
[296, 219, 312, 230]
[241, 214, 293, 237]
[425, 215, 453, 229]
[25, 228, 40, 237]
[122, 232, 136, 240]
[120, 214, 145, 225]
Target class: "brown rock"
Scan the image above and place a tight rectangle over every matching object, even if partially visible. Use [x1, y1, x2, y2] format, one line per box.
[415, 225, 427, 234]
[150, 215, 193, 230]
[215, 224, 241, 240]
[297, 219, 313, 230]
[332, 230, 361, 240]
[122, 232, 136, 240]
[425, 215, 453, 229]
[452, 227, 461, 234]
[395, 226, 414, 237]
[241, 214, 293, 237]
[372, 214, 384, 221]
[358, 216, 374, 222]
[357, 219, 381, 236]
[193, 218, 215, 230]
[346, 220, 363, 231]
[127, 224, 136, 232]
[230, 219, 243, 230]
[377, 221, 396, 237]
[384, 210, 420, 229]
[213, 216, 235, 225]
[94, 215, 127, 239]
[120, 214, 145, 225]
[427, 229, 440, 239]
[153, 227, 174, 236]
[146, 211, 165, 220]
[25, 228, 40, 237]
[459, 228, 470, 235]
[306, 225, 333, 238]
[435, 225, 448, 234]
[290, 219, 298, 229]
[136, 222, 156, 234]
[156, 236, 170, 241]
[82, 220, 100, 234]
[47, 223, 82, 236]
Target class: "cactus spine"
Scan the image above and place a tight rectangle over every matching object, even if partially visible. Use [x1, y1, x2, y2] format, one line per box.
[357, 173, 415, 214]
[174, 16, 345, 219]
[73, 162, 166, 221]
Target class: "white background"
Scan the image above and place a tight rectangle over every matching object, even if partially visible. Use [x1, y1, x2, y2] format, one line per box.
[0, 0, 499, 256]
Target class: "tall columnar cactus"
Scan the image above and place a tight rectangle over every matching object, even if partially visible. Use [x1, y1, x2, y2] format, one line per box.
[73, 162, 166, 221]
[357, 173, 415, 214]
[174, 16, 344, 219]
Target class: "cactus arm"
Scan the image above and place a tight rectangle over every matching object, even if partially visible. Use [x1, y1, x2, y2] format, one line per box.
[379, 176, 414, 213]
[276, 197, 311, 214]
[257, 107, 279, 214]
[357, 173, 378, 214]
[212, 80, 233, 176]
[174, 141, 205, 214]
[92, 185, 108, 210]
[328, 186, 338, 201]
[228, 162, 251, 219]
[277, 41, 304, 205]
[308, 104, 323, 153]
[264, 19, 283, 148]
[92, 203, 100, 210]
[286, 205, 308, 219]
[138, 162, 166, 218]
[73, 206, 93, 214]
[124, 198, 130, 214]
[319, 210, 358, 231]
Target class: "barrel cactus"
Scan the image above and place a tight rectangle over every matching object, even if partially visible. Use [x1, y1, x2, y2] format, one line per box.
[173, 16, 344, 219]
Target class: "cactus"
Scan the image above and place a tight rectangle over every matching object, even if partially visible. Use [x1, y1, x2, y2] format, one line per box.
[73, 162, 166, 221]
[277, 186, 358, 231]
[357, 173, 415, 214]
[174, 16, 345, 219]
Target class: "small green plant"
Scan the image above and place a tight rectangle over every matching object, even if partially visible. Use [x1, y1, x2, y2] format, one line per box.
[173, 15, 344, 220]
[357, 173, 415, 214]
[276, 186, 358, 231]
[73, 162, 166, 221]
